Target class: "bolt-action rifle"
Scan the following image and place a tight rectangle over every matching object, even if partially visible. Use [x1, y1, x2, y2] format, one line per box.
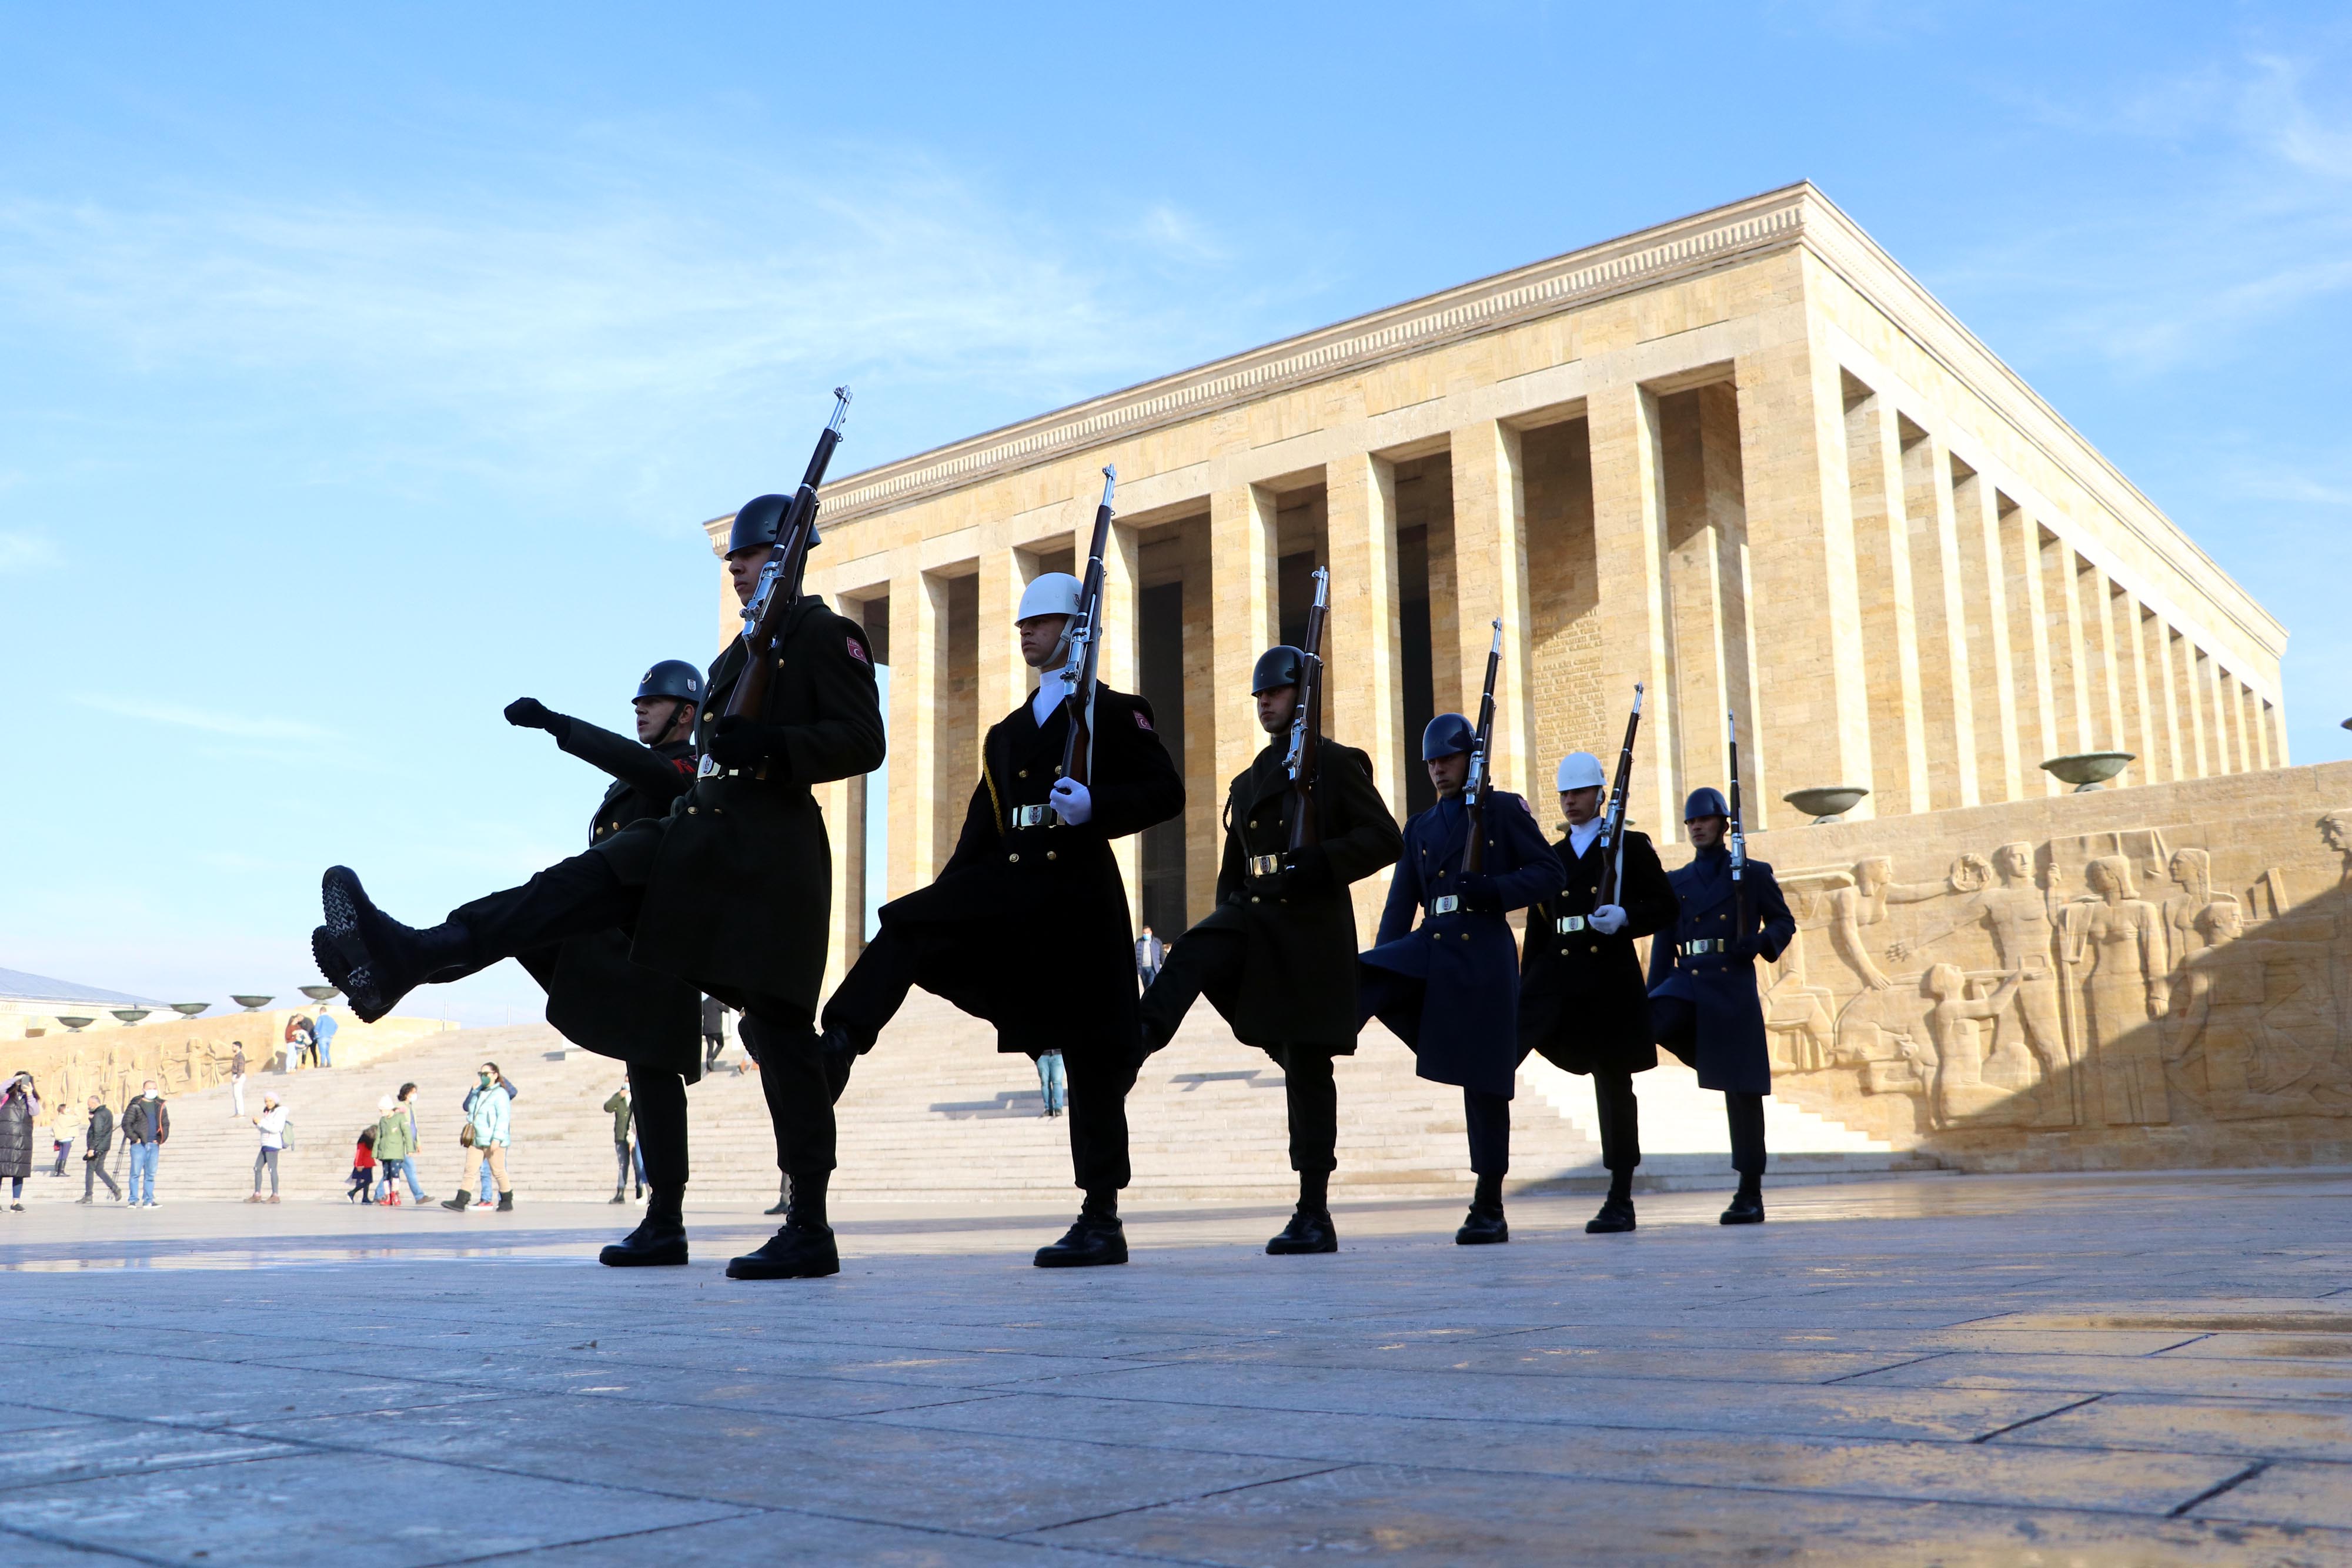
[1283, 567, 1331, 853]
[1054, 466, 1118, 792]
[1726, 709, 1748, 940]
[714, 388, 851, 744]
[1594, 683, 1645, 905]
[1461, 618, 1504, 875]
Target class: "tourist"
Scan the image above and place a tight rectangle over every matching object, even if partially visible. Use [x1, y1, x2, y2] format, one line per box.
[371, 1095, 414, 1205]
[346, 1126, 376, 1202]
[1135, 925, 1162, 991]
[248, 1094, 288, 1203]
[387, 1082, 426, 1203]
[442, 1062, 513, 1212]
[77, 1095, 119, 1204]
[49, 1106, 74, 1176]
[602, 1082, 636, 1205]
[0, 1072, 37, 1211]
[229, 1042, 247, 1115]
[701, 994, 727, 1074]
[282, 1017, 309, 1074]
[122, 1080, 168, 1207]
[313, 1007, 338, 1068]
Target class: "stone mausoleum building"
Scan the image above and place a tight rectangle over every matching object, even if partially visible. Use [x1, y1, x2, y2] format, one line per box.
[709, 183, 2284, 962]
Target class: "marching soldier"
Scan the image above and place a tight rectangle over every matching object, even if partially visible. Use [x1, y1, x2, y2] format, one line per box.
[1359, 715, 1563, 1245]
[1516, 751, 1677, 1234]
[1137, 643, 1401, 1254]
[499, 660, 705, 1257]
[818, 571, 1184, 1268]
[1646, 786, 1797, 1223]
[310, 493, 886, 1278]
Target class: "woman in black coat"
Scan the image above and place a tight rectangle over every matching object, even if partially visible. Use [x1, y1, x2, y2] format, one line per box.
[0, 1072, 39, 1209]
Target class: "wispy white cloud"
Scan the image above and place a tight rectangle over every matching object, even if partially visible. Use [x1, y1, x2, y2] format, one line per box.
[0, 530, 59, 572]
[81, 695, 335, 741]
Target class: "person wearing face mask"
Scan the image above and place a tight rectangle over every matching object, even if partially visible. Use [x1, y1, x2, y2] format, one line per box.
[1358, 715, 1563, 1246]
[310, 494, 886, 1276]
[817, 571, 1184, 1271]
[443, 1064, 514, 1210]
[1646, 787, 1797, 1225]
[1517, 752, 1678, 1235]
[120, 1081, 169, 1208]
[501, 661, 709, 1262]
[1135, 642, 1401, 1256]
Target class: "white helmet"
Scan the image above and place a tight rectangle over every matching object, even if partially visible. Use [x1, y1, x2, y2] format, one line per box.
[1556, 751, 1606, 791]
[1017, 572, 1084, 623]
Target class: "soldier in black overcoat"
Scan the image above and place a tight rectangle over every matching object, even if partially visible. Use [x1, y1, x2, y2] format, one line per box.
[1517, 750, 1678, 1235]
[499, 659, 707, 1254]
[1646, 785, 1798, 1224]
[310, 494, 886, 1279]
[1137, 643, 1401, 1255]
[819, 570, 1184, 1268]
[1359, 714, 1563, 1245]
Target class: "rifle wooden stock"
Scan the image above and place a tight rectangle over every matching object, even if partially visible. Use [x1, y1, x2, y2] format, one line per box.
[723, 388, 851, 724]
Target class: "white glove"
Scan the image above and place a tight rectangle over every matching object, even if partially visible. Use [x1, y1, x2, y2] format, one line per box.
[1049, 777, 1094, 826]
[1588, 904, 1628, 935]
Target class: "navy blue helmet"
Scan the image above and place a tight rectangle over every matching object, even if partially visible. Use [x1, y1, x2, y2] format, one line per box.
[1422, 713, 1476, 761]
[1683, 785, 1730, 822]
[636, 660, 704, 705]
[726, 494, 791, 556]
[1251, 645, 1308, 694]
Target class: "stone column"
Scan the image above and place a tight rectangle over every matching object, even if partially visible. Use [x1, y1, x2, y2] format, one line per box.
[1732, 329, 1874, 829]
[1210, 482, 1278, 808]
[1091, 513, 1144, 925]
[1450, 419, 1537, 799]
[2117, 591, 2161, 784]
[2147, 616, 2185, 782]
[1587, 379, 1681, 836]
[2215, 665, 2247, 773]
[886, 563, 941, 894]
[2044, 539, 2094, 757]
[2180, 640, 2212, 778]
[2082, 565, 2129, 761]
[976, 544, 1032, 727]
[1325, 449, 1408, 811]
[1846, 394, 1929, 814]
[2004, 504, 2062, 796]
[1902, 427, 1980, 809]
[820, 771, 855, 995]
[1955, 465, 2022, 803]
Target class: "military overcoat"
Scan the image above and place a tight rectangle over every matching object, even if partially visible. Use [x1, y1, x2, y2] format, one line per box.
[1645, 847, 1797, 1095]
[603, 597, 887, 1018]
[1518, 826, 1678, 1075]
[1182, 739, 1400, 1051]
[1358, 790, 1563, 1098]
[870, 685, 1182, 1059]
[515, 721, 704, 1078]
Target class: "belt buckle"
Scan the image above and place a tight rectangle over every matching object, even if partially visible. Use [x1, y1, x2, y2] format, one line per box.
[1248, 853, 1284, 879]
[1555, 915, 1587, 934]
[1431, 895, 1459, 916]
[1686, 938, 1719, 956]
[1011, 804, 1051, 828]
[696, 755, 719, 778]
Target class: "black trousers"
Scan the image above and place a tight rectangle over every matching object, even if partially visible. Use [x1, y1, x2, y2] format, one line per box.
[1592, 1068, 1641, 1174]
[1464, 1088, 1511, 1178]
[83, 1157, 119, 1200]
[455, 852, 846, 1178]
[831, 927, 1135, 1193]
[1647, 995, 1767, 1178]
[1140, 927, 1339, 1175]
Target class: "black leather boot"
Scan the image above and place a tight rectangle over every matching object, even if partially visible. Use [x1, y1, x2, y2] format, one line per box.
[1587, 1172, 1636, 1234]
[1034, 1192, 1127, 1268]
[439, 1188, 473, 1212]
[609, 1186, 626, 1205]
[1719, 1179, 1765, 1225]
[1456, 1174, 1508, 1245]
[315, 867, 472, 1024]
[729, 1172, 838, 1279]
[601, 1191, 687, 1267]
[1265, 1209, 1338, 1255]
[495, 1191, 514, 1213]
[763, 1183, 790, 1216]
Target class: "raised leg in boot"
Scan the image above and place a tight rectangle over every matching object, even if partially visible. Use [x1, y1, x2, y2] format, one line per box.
[1719, 1091, 1766, 1225]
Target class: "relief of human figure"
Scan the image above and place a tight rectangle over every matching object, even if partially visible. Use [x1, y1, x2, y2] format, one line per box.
[2165, 902, 2336, 1121]
[2067, 854, 2171, 1126]
[2162, 847, 2237, 964]
[1888, 842, 2076, 1125]
[2321, 811, 2352, 889]
[1920, 964, 2026, 1126]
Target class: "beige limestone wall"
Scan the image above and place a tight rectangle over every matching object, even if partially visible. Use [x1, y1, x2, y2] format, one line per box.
[1669, 761, 2352, 1173]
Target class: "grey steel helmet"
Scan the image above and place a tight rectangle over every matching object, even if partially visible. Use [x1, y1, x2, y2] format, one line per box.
[1422, 713, 1475, 760]
[1251, 645, 1308, 694]
[1683, 785, 1730, 822]
[726, 494, 791, 555]
[635, 660, 704, 704]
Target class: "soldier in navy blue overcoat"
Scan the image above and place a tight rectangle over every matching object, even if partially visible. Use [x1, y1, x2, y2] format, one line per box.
[1646, 785, 1797, 1224]
[1361, 714, 1563, 1245]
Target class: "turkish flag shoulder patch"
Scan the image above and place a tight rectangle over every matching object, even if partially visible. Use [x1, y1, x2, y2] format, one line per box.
[1132, 710, 1153, 731]
[846, 636, 869, 664]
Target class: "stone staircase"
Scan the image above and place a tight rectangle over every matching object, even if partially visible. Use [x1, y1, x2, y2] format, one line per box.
[71, 993, 1933, 1208]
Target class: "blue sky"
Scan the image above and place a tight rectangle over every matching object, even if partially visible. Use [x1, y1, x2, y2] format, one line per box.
[2, 2, 2347, 1024]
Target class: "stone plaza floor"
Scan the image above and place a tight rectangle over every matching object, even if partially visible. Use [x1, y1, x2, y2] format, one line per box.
[0, 1172, 2347, 1565]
